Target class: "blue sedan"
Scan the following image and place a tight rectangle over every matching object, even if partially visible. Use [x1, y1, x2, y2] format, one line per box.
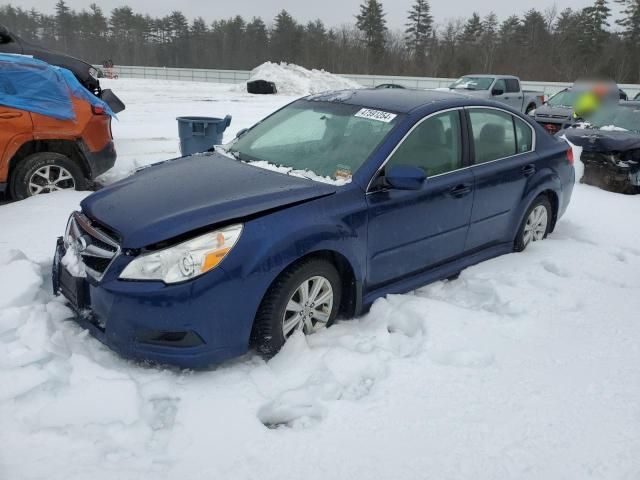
[53, 89, 575, 368]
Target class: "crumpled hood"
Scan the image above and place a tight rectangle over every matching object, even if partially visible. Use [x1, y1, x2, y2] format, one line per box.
[562, 128, 640, 152]
[81, 153, 337, 249]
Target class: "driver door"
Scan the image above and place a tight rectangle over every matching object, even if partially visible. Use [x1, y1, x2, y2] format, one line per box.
[365, 109, 474, 288]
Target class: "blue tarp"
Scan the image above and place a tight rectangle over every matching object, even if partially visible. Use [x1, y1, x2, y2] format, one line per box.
[0, 53, 114, 121]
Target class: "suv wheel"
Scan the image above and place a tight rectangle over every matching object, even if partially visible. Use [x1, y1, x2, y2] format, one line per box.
[10, 152, 88, 200]
[252, 259, 342, 357]
[515, 195, 552, 252]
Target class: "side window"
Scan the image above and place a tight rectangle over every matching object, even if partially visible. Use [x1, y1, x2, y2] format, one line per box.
[493, 79, 506, 94]
[505, 79, 520, 93]
[469, 109, 517, 164]
[386, 110, 462, 176]
[514, 116, 533, 153]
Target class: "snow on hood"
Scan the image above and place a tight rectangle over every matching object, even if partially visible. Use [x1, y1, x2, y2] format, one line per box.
[241, 62, 362, 96]
[599, 125, 629, 132]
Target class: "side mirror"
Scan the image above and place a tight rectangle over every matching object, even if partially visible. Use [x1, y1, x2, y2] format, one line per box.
[236, 128, 248, 139]
[492, 88, 504, 96]
[385, 165, 426, 190]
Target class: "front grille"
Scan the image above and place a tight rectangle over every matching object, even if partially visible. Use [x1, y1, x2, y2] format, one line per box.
[64, 212, 120, 280]
[536, 113, 569, 120]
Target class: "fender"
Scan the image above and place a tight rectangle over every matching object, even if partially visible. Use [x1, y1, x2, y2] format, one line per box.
[224, 190, 368, 322]
[1, 130, 34, 182]
[512, 167, 562, 240]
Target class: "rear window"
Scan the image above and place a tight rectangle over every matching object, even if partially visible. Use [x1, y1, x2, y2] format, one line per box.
[505, 79, 520, 93]
[469, 109, 517, 164]
[514, 117, 533, 152]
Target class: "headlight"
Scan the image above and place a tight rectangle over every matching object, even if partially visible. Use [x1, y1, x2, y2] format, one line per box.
[119, 224, 242, 284]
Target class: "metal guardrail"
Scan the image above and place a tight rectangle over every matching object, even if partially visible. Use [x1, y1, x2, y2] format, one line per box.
[95, 65, 640, 98]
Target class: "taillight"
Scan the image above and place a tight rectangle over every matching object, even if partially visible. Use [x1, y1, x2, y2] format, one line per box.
[566, 147, 574, 166]
[92, 105, 105, 115]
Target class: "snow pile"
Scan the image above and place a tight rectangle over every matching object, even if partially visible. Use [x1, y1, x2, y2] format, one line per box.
[244, 62, 361, 96]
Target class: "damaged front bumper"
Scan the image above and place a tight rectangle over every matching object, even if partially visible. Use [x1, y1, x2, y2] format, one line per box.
[561, 129, 640, 194]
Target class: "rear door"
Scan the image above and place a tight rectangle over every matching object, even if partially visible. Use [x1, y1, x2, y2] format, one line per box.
[504, 78, 524, 111]
[366, 109, 474, 288]
[464, 107, 538, 251]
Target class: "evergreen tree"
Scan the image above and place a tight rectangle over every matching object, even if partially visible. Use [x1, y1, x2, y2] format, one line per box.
[404, 0, 433, 64]
[55, 0, 74, 50]
[271, 10, 301, 63]
[245, 17, 269, 67]
[615, 0, 640, 41]
[356, 0, 387, 67]
[459, 13, 483, 44]
[480, 13, 498, 71]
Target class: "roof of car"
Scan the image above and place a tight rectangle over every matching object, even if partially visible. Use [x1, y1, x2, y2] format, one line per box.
[306, 88, 469, 114]
[463, 74, 518, 79]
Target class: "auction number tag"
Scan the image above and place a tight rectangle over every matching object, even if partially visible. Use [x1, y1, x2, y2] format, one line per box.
[355, 108, 397, 123]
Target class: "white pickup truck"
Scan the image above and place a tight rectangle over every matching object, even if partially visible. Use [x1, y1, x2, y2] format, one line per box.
[444, 74, 545, 115]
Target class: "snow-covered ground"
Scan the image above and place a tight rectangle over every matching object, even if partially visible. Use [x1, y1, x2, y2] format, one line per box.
[1, 79, 640, 480]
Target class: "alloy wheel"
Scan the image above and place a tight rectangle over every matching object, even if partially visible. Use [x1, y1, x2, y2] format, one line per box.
[28, 165, 76, 195]
[523, 205, 548, 247]
[282, 275, 334, 338]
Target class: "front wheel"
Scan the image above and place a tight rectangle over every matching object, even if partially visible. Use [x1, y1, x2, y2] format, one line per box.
[514, 195, 552, 252]
[252, 259, 342, 357]
[9, 152, 88, 200]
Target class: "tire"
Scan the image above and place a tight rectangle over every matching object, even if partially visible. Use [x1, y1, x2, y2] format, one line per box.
[525, 103, 536, 115]
[514, 195, 552, 252]
[252, 258, 342, 357]
[9, 152, 88, 200]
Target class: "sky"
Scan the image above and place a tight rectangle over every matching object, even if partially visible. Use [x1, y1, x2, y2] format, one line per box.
[7, 0, 605, 29]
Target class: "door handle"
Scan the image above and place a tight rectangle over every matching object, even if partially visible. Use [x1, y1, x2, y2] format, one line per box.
[504, 97, 510, 100]
[522, 164, 536, 177]
[0, 112, 23, 119]
[449, 183, 472, 198]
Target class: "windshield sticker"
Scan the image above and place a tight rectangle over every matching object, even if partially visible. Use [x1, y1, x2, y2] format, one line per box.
[355, 108, 397, 123]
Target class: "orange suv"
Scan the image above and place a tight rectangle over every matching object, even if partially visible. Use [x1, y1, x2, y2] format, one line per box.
[0, 94, 117, 199]
[0, 26, 123, 200]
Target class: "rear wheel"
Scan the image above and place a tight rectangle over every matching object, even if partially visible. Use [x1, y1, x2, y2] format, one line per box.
[514, 195, 552, 252]
[9, 152, 88, 200]
[252, 259, 341, 357]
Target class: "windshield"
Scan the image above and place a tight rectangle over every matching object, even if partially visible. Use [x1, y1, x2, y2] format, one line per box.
[587, 104, 640, 133]
[227, 100, 400, 183]
[449, 76, 494, 91]
[547, 90, 579, 108]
